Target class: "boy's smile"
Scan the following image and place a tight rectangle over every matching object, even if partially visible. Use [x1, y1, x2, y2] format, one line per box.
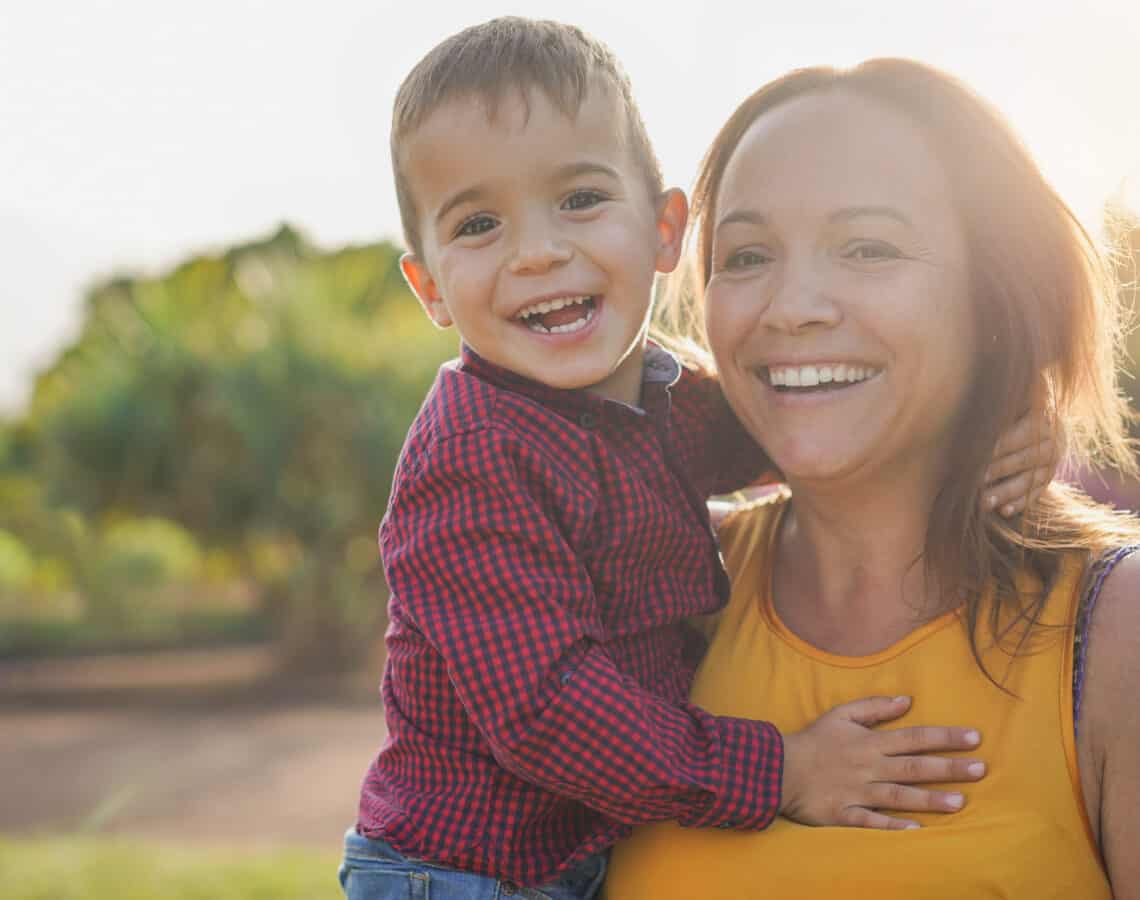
[398, 85, 686, 406]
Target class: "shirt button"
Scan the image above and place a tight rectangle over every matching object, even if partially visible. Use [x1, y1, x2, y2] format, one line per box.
[578, 412, 598, 429]
[501, 881, 518, 895]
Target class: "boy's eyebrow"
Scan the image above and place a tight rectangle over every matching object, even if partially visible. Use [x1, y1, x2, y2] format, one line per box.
[435, 186, 486, 227]
[434, 162, 624, 227]
[554, 161, 622, 181]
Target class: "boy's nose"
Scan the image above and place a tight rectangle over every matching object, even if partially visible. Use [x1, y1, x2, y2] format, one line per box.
[508, 236, 573, 275]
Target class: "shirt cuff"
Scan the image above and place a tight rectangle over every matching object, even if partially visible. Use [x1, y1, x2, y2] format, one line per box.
[681, 715, 784, 831]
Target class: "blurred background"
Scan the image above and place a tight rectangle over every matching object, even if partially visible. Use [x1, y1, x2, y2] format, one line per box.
[1, 1, 1138, 897]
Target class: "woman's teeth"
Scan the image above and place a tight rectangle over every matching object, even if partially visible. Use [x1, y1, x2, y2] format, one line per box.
[767, 363, 880, 388]
[517, 295, 596, 334]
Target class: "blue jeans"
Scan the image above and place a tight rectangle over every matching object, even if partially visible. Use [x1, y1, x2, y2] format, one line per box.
[339, 829, 607, 900]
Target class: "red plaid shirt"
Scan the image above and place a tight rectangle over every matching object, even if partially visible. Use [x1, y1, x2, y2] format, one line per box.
[359, 344, 783, 886]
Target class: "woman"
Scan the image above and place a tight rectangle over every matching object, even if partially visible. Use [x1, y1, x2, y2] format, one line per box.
[605, 60, 1140, 898]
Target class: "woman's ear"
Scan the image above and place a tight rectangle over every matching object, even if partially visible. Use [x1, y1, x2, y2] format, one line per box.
[400, 253, 453, 328]
[654, 188, 690, 275]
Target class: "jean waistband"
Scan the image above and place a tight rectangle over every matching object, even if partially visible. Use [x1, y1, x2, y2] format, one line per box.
[342, 828, 607, 889]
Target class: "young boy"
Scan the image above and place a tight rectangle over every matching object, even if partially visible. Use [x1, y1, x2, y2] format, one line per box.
[344, 17, 1039, 899]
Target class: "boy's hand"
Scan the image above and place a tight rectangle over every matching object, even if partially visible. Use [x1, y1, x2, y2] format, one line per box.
[779, 696, 984, 830]
[982, 407, 1058, 519]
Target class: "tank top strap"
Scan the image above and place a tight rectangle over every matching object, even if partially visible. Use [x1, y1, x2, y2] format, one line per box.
[1073, 544, 1140, 738]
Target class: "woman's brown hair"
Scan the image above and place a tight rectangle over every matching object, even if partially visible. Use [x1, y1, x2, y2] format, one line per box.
[660, 59, 1139, 680]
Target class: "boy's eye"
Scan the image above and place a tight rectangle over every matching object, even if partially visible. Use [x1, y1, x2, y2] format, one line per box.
[455, 215, 498, 238]
[844, 240, 903, 262]
[562, 189, 607, 211]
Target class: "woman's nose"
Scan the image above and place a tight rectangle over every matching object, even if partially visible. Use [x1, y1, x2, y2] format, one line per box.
[764, 262, 842, 334]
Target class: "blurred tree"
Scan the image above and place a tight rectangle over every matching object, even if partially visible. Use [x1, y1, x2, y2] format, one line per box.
[0, 528, 34, 594]
[23, 225, 455, 671]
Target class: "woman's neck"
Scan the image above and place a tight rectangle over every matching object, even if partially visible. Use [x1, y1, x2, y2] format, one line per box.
[772, 466, 952, 656]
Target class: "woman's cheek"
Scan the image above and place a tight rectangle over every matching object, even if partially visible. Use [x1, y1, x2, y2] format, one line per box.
[705, 283, 751, 360]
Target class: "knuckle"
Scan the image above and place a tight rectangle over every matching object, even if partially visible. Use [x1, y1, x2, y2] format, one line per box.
[911, 726, 936, 748]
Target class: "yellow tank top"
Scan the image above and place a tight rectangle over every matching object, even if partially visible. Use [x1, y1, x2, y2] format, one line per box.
[604, 496, 1109, 900]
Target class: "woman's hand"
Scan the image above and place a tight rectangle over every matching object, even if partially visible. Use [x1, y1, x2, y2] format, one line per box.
[982, 407, 1058, 518]
[780, 695, 985, 830]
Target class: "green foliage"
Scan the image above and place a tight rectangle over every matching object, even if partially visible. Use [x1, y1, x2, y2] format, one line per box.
[98, 518, 201, 590]
[0, 610, 267, 658]
[0, 837, 340, 900]
[0, 529, 34, 591]
[11, 225, 454, 667]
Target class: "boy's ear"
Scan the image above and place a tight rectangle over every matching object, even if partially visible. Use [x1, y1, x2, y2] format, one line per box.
[653, 188, 689, 275]
[400, 253, 453, 328]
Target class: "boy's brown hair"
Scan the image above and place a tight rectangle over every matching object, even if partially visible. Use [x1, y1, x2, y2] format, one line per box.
[391, 16, 664, 258]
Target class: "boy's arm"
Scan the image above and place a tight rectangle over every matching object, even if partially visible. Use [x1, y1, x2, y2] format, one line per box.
[382, 424, 783, 831]
[668, 366, 777, 497]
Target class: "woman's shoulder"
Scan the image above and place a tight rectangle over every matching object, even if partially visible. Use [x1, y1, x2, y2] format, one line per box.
[1083, 547, 1140, 695]
[1077, 546, 1140, 879]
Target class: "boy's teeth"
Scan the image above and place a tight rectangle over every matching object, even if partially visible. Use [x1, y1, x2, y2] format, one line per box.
[517, 295, 592, 320]
[767, 363, 880, 388]
[523, 306, 594, 334]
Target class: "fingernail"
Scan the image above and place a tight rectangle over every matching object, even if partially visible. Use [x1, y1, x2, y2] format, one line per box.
[967, 762, 985, 778]
[946, 793, 964, 810]
[965, 730, 981, 745]
[987, 494, 998, 510]
[893, 695, 910, 704]
[1002, 504, 1015, 517]
[905, 823, 921, 830]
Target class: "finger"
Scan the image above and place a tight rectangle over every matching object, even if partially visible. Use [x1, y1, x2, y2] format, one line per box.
[991, 410, 1038, 456]
[985, 439, 1052, 485]
[877, 755, 986, 785]
[839, 695, 912, 727]
[841, 806, 920, 830]
[986, 468, 1053, 517]
[879, 725, 981, 755]
[864, 782, 967, 814]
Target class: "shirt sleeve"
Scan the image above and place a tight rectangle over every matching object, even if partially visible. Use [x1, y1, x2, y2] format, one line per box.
[380, 424, 783, 831]
[669, 366, 780, 497]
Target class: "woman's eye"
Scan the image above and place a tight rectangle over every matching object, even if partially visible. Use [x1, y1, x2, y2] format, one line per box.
[455, 215, 498, 238]
[845, 241, 902, 262]
[723, 249, 771, 270]
[563, 189, 607, 211]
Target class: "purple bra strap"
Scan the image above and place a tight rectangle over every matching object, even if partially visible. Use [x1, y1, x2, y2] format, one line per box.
[1073, 544, 1140, 738]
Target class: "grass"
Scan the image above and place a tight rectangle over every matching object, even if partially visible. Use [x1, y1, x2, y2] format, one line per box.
[0, 837, 342, 900]
[0, 610, 269, 659]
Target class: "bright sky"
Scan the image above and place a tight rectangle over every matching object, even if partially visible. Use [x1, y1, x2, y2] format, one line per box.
[3, 0, 1139, 413]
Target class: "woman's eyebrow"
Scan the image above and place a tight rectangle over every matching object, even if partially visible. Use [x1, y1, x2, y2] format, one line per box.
[829, 205, 914, 228]
[715, 209, 768, 231]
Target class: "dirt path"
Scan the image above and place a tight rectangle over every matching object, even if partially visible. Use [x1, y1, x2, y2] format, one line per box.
[0, 647, 388, 854]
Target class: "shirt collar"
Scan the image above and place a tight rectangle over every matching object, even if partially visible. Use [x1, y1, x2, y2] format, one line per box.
[456, 343, 681, 424]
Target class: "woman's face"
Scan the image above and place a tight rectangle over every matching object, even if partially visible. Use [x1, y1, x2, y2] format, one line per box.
[705, 91, 974, 488]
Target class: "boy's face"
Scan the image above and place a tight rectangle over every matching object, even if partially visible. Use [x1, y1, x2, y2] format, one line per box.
[399, 86, 686, 406]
